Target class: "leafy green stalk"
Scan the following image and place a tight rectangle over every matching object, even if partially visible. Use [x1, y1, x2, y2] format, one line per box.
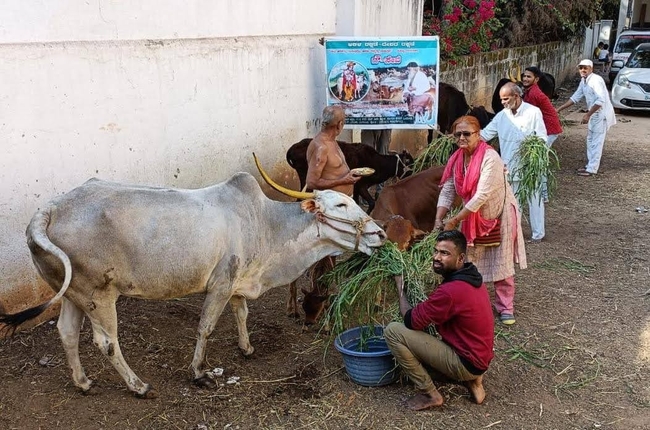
[509, 134, 559, 208]
[321, 231, 442, 337]
[412, 135, 457, 173]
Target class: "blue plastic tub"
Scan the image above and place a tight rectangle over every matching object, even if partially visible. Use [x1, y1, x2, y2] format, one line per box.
[334, 325, 399, 387]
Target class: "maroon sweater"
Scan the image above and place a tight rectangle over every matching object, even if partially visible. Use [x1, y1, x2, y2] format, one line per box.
[523, 84, 563, 135]
[405, 263, 494, 373]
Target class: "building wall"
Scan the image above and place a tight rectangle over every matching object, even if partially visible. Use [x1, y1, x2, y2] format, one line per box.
[0, 0, 424, 319]
[632, 1, 650, 27]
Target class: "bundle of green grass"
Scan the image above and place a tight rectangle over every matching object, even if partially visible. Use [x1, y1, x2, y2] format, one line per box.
[510, 134, 560, 209]
[411, 134, 457, 174]
[321, 230, 442, 336]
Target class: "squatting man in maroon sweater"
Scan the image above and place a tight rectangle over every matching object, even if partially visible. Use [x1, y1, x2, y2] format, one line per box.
[384, 230, 495, 411]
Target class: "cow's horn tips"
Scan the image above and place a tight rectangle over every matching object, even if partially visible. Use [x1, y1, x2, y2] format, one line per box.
[253, 154, 314, 200]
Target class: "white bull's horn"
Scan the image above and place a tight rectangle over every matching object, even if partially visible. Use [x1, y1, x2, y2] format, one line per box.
[516, 64, 522, 82]
[253, 153, 315, 200]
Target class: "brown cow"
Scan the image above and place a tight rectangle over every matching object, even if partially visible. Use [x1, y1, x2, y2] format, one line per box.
[370, 165, 447, 232]
[379, 84, 401, 100]
[383, 215, 426, 251]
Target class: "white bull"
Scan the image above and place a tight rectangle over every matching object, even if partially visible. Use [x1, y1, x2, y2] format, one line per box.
[0, 160, 385, 398]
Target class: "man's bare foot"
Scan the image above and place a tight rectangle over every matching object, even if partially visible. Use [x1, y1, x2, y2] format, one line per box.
[465, 375, 486, 404]
[404, 390, 444, 411]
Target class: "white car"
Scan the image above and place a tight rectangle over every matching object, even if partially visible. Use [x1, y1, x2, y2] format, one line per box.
[609, 30, 650, 83]
[611, 43, 650, 111]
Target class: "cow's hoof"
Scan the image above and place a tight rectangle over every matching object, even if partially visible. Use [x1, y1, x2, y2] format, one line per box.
[240, 345, 255, 357]
[80, 384, 100, 396]
[135, 385, 158, 399]
[193, 376, 217, 389]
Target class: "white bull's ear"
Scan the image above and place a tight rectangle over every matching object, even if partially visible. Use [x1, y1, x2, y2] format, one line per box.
[300, 199, 322, 213]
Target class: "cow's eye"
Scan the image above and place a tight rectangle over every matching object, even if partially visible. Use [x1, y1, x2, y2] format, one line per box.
[336, 203, 347, 208]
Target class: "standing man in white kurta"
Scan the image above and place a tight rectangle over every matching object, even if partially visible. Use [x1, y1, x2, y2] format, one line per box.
[480, 83, 548, 243]
[557, 59, 616, 177]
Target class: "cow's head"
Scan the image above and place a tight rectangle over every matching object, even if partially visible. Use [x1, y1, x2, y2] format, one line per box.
[381, 215, 426, 251]
[468, 105, 496, 129]
[300, 287, 330, 327]
[301, 193, 386, 255]
[253, 153, 386, 255]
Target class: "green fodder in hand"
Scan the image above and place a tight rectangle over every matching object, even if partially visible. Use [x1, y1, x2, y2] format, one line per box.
[321, 230, 441, 337]
[412, 135, 457, 173]
[509, 134, 559, 208]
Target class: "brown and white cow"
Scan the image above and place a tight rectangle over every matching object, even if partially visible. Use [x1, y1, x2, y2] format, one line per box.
[404, 91, 435, 123]
[0, 158, 386, 398]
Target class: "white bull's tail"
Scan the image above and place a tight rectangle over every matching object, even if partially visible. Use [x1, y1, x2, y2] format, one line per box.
[0, 209, 72, 335]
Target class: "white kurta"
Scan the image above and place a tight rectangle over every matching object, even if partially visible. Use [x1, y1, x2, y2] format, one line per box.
[480, 102, 548, 177]
[406, 71, 431, 96]
[480, 102, 548, 240]
[569, 73, 616, 130]
[569, 73, 616, 174]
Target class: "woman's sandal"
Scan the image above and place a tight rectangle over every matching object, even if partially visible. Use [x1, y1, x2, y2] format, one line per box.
[577, 171, 595, 177]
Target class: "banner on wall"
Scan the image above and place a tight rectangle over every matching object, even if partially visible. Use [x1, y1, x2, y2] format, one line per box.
[325, 36, 440, 130]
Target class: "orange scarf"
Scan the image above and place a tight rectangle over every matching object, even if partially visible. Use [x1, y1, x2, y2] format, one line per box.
[440, 141, 499, 245]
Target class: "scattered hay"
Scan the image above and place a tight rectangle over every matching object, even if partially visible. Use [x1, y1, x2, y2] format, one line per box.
[533, 257, 595, 274]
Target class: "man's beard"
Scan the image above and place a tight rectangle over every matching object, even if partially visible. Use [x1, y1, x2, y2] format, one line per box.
[433, 263, 453, 276]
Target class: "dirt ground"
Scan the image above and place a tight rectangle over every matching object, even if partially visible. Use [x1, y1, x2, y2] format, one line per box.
[1, 74, 649, 430]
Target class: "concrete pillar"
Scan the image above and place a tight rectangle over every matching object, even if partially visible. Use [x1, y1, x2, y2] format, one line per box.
[618, 0, 632, 36]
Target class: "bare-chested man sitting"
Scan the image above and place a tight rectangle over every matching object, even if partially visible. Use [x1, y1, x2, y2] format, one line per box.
[302, 106, 361, 325]
[305, 106, 361, 196]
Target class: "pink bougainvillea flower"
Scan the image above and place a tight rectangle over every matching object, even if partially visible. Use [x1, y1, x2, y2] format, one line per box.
[444, 13, 460, 24]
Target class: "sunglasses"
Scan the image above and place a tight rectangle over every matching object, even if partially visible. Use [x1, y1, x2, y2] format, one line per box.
[453, 131, 478, 139]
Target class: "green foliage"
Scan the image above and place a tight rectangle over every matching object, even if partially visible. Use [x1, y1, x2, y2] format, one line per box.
[425, 0, 621, 54]
[321, 231, 442, 336]
[423, 1, 503, 61]
[509, 134, 559, 208]
[493, 0, 613, 47]
[412, 134, 457, 173]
